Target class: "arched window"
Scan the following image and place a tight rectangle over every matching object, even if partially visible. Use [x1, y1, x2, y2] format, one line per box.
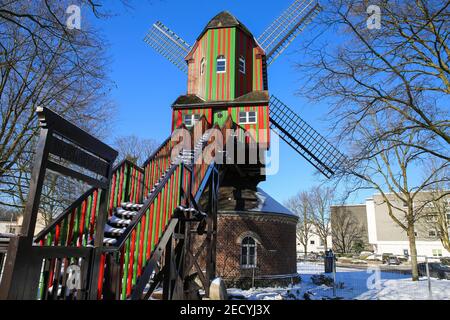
[241, 236, 256, 268]
[216, 55, 226, 73]
[200, 57, 206, 75]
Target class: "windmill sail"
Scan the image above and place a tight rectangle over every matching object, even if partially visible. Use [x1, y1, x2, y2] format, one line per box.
[144, 21, 192, 74]
[269, 95, 345, 178]
[258, 0, 321, 66]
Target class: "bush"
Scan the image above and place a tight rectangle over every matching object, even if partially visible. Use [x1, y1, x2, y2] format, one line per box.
[292, 275, 302, 285]
[311, 274, 334, 287]
[311, 274, 345, 289]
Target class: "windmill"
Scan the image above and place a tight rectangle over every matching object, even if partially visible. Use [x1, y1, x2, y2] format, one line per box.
[0, 0, 348, 301]
[144, 0, 344, 179]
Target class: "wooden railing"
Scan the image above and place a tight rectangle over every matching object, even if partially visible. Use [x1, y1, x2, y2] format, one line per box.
[34, 160, 145, 247]
[29, 115, 218, 300]
[100, 164, 187, 299]
[98, 118, 212, 300]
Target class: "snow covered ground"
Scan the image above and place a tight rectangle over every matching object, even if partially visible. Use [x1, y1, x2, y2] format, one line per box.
[227, 262, 450, 300]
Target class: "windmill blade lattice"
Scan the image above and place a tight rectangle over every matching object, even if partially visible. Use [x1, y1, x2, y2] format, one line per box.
[144, 21, 192, 74]
[258, 0, 321, 66]
[269, 95, 345, 178]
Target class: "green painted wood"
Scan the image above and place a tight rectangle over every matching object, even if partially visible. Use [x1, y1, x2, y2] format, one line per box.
[121, 238, 130, 300]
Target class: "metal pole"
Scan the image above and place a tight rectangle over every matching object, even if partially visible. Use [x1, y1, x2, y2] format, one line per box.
[425, 256, 432, 299]
[252, 267, 255, 289]
[332, 252, 336, 298]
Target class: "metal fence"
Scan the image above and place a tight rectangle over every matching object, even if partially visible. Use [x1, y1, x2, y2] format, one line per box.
[296, 252, 450, 300]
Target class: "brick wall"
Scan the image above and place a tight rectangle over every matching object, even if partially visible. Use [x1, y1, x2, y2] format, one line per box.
[215, 212, 297, 280]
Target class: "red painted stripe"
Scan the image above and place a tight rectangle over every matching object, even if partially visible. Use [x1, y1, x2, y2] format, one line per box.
[130, 168, 136, 203]
[97, 253, 106, 299]
[89, 190, 98, 241]
[137, 215, 146, 277]
[155, 193, 161, 242]
[54, 223, 60, 246]
[126, 230, 136, 296]
[168, 174, 174, 222]
[78, 200, 87, 246]
[47, 259, 56, 289]
[146, 204, 154, 259]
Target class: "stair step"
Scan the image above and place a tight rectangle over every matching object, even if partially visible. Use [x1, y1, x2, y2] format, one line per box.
[103, 237, 117, 246]
[121, 202, 143, 211]
[108, 215, 132, 227]
[104, 224, 125, 237]
[114, 207, 138, 219]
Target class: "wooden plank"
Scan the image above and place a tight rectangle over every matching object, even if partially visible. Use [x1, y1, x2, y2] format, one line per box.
[33, 246, 92, 258]
[47, 160, 108, 189]
[37, 107, 118, 162]
[50, 137, 109, 177]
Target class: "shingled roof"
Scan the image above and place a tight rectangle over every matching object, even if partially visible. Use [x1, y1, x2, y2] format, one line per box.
[197, 11, 254, 40]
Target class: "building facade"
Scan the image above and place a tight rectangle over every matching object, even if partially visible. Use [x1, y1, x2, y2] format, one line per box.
[330, 204, 371, 253]
[295, 224, 332, 255]
[330, 192, 450, 258]
[199, 186, 298, 287]
[366, 193, 450, 258]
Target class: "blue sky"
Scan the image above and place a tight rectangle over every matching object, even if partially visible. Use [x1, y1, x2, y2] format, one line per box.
[90, 0, 372, 205]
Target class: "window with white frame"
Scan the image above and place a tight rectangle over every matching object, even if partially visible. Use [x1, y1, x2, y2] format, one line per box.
[241, 236, 256, 268]
[216, 55, 226, 73]
[239, 55, 245, 74]
[184, 114, 200, 127]
[238, 111, 257, 124]
[200, 57, 206, 76]
[429, 230, 437, 237]
[432, 249, 443, 257]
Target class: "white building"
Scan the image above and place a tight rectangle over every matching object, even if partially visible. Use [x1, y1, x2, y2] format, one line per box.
[296, 224, 332, 254]
[366, 193, 450, 258]
[0, 217, 19, 235]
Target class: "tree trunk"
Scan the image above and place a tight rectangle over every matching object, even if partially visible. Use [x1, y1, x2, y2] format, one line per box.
[322, 236, 328, 253]
[407, 224, 419, 281]
[303, 244, 308, 259]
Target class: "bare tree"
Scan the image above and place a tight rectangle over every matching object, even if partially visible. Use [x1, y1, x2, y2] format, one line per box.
[331, 208, 366, 254]
[309, 186, 333, 252]
[337, 111, 449, 280]
[0, 1, 118, 219]
[285, 191, 314, 257]
[114, 135, 160, 165]
[297, 0, 450, 163]
[295, 0, 450, 280]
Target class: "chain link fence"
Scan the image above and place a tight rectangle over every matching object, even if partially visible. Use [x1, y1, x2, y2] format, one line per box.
[296, 251, 450, 300]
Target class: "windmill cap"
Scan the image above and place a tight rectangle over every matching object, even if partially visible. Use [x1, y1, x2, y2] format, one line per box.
[197, 11, 254, 40]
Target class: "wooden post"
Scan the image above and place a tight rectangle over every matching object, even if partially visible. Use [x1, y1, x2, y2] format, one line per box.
[21, 128, 52, 240]
[0, 128, 52, 300]
[0, 107, 118, 300]
[88, 164, 114, 300]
